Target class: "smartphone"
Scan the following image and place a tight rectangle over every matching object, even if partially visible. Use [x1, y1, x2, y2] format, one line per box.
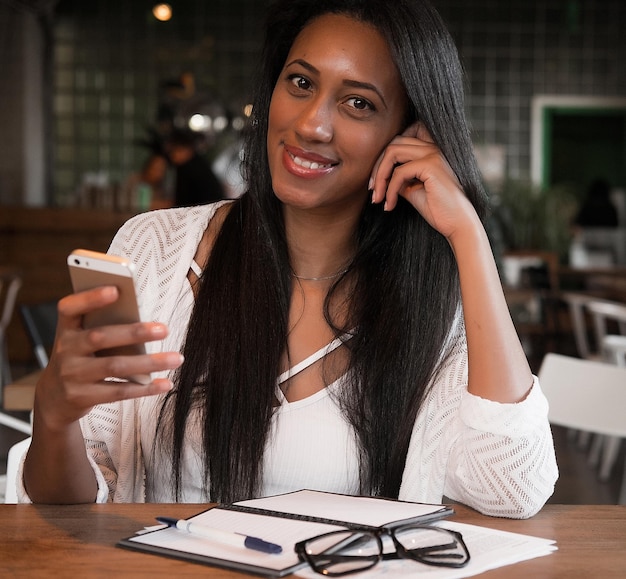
[67, 249, 151, 384]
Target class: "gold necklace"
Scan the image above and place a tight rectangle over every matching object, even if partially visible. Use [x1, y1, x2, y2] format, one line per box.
[291, 267, 349, 282]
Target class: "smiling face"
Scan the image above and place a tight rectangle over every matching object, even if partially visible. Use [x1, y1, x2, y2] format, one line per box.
[267, 13, 408, 216]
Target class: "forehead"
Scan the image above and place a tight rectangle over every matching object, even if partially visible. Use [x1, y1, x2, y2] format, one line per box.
[286, 13, 402, 91]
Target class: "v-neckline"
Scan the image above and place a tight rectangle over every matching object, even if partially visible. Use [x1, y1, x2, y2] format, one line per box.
[275, 332, 353, 405]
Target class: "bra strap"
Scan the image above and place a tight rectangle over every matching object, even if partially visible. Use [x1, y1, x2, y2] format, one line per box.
[189, 260, 202, 277]
[277, 333, 353, 385]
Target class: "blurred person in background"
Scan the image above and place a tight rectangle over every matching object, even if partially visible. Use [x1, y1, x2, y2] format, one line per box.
[165, 129, 226, 207]
[575, 178, 619, 228]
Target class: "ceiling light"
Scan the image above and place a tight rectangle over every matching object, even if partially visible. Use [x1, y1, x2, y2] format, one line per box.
[153, 4, 172, 22]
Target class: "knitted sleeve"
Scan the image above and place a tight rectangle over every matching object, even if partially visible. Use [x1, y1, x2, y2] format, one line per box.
[399, 318, 558, 519]
[80, 205, 219, 502]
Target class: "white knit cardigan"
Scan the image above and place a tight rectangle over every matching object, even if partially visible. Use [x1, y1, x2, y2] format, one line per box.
[16, 202, 558, 517]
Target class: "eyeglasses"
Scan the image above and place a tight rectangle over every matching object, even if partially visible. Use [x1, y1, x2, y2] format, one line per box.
[295, 524, 470, 577]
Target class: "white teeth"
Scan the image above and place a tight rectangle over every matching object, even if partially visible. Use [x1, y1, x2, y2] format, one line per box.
[291, 153, 331, 170]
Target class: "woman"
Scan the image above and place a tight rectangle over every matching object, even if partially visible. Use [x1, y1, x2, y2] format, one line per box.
[21, 0, 557, 518]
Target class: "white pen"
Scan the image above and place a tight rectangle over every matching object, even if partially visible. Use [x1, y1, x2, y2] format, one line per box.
[155, 516, 283, 554]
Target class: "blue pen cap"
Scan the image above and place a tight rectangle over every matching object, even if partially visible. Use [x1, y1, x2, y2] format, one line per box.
[244, 536, 283, 554]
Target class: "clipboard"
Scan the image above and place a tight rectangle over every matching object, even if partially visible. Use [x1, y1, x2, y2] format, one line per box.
[118, 490, 454, 577]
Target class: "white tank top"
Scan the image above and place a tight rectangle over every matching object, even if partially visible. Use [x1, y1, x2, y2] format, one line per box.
[261, 336, 360, 497]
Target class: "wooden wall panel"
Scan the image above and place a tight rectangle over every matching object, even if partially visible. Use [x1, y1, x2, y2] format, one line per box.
[0, 207, 134, 364]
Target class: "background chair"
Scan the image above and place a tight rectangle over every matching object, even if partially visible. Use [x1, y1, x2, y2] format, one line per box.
[559, 294, 626, 362]
[603, 334, 626, 366]
[538, 353, 626, 504]
[0, 301, 57, 438]
[2, 302, 58, 502]
[19, 301, 58, 369]
[586, 300, 626, 354]
[0, 268, 22, 389]
[0, 268, 25, 502]
[559, 294, 626, 445]
[4, 437, 30, 503]
[0, 269, 29, 435]
[559, 292, 599, 361]
[502, 249, 561, 360]
[583, 300, 626, 482]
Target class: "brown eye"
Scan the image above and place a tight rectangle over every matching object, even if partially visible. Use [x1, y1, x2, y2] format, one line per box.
[346, 96, 375, 113]
[289, 75, 311, 90]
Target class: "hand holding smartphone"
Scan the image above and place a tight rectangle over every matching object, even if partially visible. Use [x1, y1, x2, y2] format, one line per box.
[67, 249, 151, 384]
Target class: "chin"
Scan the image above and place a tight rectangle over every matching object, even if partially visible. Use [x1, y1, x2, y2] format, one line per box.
[272, 180, 317, 208]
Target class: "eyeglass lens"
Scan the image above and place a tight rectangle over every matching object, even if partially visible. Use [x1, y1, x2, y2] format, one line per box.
[393, 525, 469, 567]
[301, 530, 381, 576]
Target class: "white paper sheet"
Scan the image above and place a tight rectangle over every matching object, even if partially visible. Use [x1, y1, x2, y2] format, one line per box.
[294, 520, 557, 578]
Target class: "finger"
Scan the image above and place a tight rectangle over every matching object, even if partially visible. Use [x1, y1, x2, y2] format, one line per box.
[383, 162, 426, 211]
[414, 123, 435, 143]
[81, 321, 169, 355]
[62, 351, 184, 386]
[401, 121, 421, 138]
[399, 121, 435, 143]
[369, 136, 420, 193]
[100, 377, 176, 401]
[370, 142, 434, 205]
[369, 145, 394, 199]
[56, 321, 168, 360]
[57, 286, 120, 329]
[60, 376, 176, 412]
[369, 143, 406, 203]
[368, 125, 428, 199]
[35, 351, 182, 427]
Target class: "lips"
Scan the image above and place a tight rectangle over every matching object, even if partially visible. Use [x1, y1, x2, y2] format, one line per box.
[282, 144, 338, 178]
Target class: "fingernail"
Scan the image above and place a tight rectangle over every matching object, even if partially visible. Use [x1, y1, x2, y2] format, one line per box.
[368, 177, 374, 190]
[151, 323, 167, 337]
[102, 286, 118, 298]
[156, 379, 174, 392]
[163, 353, 184, 367]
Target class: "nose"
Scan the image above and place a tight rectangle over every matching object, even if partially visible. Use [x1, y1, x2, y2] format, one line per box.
[294, 96, 333, 143]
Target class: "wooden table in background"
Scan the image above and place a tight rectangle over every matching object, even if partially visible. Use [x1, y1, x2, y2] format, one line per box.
[1, 503, 624, 577]
[559, 265, 626, 302]
[2, 369, 40, 411]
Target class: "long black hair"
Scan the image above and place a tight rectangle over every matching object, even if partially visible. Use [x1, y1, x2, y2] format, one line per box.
[156, 0, 488, 503]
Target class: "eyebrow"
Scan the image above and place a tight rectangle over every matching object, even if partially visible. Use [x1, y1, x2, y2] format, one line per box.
[284, 58, 388, 108]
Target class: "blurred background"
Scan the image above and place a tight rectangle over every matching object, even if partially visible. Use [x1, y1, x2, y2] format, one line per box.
[1, 0, 624, 207]
[0, 0, 625, 503]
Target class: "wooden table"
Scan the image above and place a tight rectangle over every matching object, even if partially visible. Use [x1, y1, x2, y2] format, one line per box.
[1, 503, 624, 577]
[2, 369, 40, 411]
[559, 265, 626, 302]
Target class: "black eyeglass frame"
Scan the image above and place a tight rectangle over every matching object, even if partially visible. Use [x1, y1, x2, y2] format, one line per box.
[294, 523, 471, 577]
